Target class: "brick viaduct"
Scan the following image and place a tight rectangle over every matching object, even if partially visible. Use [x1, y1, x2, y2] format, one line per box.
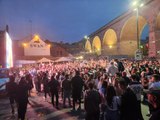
[84, 0, 160, 58]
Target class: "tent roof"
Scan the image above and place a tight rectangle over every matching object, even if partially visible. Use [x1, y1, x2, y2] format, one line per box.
[37, 57, 53, 63]
[55, 57, 72, 62]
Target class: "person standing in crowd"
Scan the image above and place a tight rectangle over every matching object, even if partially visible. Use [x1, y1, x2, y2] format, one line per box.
[147, 86, 160, 120]
[113, 77, 123, 96]
[84, 82, 101, 120]
[118, 79, 139, 120]
[121, 71, 131, 86]
[104, 85, 121, 120]
[99, 80, 108, 98]
[114, 59, 125, 73]
[33, 74, 39, 93]
[37, 72, 42, 93]
[130, 67, 141, 82]
[128, 74, 144, 120]
[147, 74, 160, 116]
[42, 72, 50, 100]
[71, 70, 84, 110]
[107, 62, 118, 83]
[17, 77, 29, 120]
[59, 72, 65, 100]
[6, 75, 18, 115]
[62, 74, 72, 108]
[48, 74, 60, 109]
[26, 74, 33, 96]
[149, 74, 160, 90]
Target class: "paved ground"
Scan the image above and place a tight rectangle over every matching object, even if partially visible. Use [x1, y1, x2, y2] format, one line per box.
[0, 90, 149, 120]
[0, 90, 85, 120]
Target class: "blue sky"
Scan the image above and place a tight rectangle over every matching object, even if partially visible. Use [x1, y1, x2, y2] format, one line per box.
[0, 0, 148, 43]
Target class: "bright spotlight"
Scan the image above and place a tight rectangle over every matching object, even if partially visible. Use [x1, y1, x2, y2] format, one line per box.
[132, 1, 138, 6]
[140, 3, 144, 7]
[134, 8, 138, 11]
[48, 44, 51, 47]
[84, 35, 89, 40]
[23, 43, 27, 47]
[109, 45, 112, 48]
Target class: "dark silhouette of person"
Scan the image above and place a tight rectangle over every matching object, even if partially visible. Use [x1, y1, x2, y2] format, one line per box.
[26, 74, 33, 96]
[84, 82, 101, 120]
[62, 74, 72, 108]
[147, 89, 160, 120]
[71, 70, 84, 110]
[118, 79, 139, 120]
[17, 77, 29, 120]
[42, 72, 50, 100]
[6, 75, 18, 115]
[48, 74, 60, 109]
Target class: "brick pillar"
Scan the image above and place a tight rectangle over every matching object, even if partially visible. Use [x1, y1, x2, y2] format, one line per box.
[155, 31, 160, 57]
[148, 30, 160, 57]
[148, 31, 156, 57]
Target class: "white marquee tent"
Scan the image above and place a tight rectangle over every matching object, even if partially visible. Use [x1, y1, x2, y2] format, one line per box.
[55, 57, 72, 63]
[37, 57, 53, 63]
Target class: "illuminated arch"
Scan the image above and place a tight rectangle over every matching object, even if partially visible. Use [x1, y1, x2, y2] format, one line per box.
[103, 29, 117, 45]
[85, 40, 92, 52]
[103, 29, 117, 55]
[156, 12, 160, 30]
[92, 36, 101, 55]
[120, 16, 147, 55]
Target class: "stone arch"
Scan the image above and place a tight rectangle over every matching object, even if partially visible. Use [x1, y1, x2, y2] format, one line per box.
[92, 36, 101, 55]
[120, 15, 147, 56]
[103, 29, 117, 55]
[85, 40, 92, 52]
[156, 12, 160, 30]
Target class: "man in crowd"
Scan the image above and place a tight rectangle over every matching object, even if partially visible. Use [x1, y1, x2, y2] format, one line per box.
[6, 75, 18, 115]
[128, 74, 144, 120]
[147, 86, 160, 120]
[62, 74, 72, 108]
[71, 70, 84, 110]
[48, 74, 60, 109]
[84, 82, 101, 120]
[107, 62, 118, 84]
[17, 77, 29, 120]
[114, 59, 125, 72]
[118, 79, 139, 120]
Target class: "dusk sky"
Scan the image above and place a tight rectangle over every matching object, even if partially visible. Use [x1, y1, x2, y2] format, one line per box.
[0, 0, 141, 43]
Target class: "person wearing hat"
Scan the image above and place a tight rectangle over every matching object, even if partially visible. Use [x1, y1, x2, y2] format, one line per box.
[147, 86, 160, 120]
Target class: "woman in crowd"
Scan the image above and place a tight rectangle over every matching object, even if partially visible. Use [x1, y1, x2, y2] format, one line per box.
[104, 85, 121, 120]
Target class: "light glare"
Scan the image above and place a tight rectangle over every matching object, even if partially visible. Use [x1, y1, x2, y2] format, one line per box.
[140, 3, 144, 7]
[109, 45, 113, 48]
[132, 1, 137, 6]
[6, 32, 13, 68]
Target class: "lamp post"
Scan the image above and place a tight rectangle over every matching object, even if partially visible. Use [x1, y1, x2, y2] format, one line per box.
[132, 0, 144, 60]
[132, 0, 144, 49]
[136, 8, 140, 49]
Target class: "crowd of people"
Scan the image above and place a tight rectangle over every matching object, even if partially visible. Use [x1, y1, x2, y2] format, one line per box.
[4, 58, 160, 120]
